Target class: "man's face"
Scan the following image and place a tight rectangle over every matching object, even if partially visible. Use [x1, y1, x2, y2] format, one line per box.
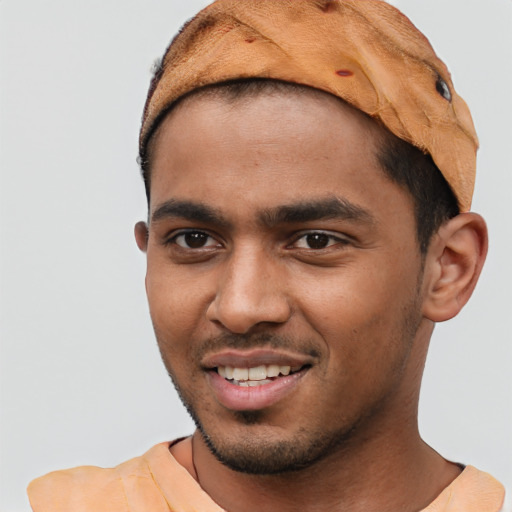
[141, 90, 428, 474]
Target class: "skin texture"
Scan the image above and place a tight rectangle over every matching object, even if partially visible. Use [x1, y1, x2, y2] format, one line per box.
[135, 89, 488, 512]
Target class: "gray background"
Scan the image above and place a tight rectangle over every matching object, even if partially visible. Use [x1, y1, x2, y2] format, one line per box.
[1, 1, 511, 510]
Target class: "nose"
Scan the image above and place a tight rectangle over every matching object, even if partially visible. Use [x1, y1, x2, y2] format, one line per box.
[206, 247, 292, 334]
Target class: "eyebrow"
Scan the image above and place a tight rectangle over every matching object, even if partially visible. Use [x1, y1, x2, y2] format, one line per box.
[150, 196, 374, 229]
[151, 199, 231, 228]
[260, 197, 375, 227]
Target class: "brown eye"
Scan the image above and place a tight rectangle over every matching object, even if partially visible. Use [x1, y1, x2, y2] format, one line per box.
[174, 231, 218, 249]
[293, 232, 345, 250]
[306, 233, 330, 249]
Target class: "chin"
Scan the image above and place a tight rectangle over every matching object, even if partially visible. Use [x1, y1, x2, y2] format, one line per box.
[195, 419, 355, 475]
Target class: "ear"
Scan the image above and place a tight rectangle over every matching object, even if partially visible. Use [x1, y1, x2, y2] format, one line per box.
[422, 213, 488, 322]
[134, 221, 149, 252]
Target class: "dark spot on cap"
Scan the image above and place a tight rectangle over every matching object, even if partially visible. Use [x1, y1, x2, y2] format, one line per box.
[336, 69, 353, 77]
[317, 0, 337, 12]
[245, 38, 255, 43]
[436, 76, 452, 102]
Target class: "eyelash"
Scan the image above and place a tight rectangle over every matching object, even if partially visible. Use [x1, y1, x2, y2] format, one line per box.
[165, 229, 349, 251]
[166, 230, 221, 250]
[290, 231, 350, 250]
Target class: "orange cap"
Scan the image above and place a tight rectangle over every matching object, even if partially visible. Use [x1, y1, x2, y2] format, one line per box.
[140, 0, 478, 211]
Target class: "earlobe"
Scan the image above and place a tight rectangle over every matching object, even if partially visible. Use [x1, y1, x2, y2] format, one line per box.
[134, 221, 149, 252]
[422, 213, 488, 322]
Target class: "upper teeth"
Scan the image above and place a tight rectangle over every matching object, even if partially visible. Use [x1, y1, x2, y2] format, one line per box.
[218, 364, 299, 381]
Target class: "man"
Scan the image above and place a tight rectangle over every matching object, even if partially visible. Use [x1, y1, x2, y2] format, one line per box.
[27, 1, 506, 511]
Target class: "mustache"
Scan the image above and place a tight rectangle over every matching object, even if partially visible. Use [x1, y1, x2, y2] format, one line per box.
[192, 332, 321, 360]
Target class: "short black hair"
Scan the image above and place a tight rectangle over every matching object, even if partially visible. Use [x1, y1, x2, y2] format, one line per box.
[378, 132, 460, 253]
[139, 79, 459, 254]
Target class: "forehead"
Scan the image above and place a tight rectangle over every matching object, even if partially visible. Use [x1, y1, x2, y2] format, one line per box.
[148, 88, 414, 226]
[161, 84, 382, 142]
[150, 85, 384, 166]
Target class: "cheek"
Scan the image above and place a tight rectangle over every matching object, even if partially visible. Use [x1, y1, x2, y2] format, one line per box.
[146, 269, 210, 391]
[298, 260, 413, 316]
[145, 261, 213, 346]
[293, 258, 421, 361]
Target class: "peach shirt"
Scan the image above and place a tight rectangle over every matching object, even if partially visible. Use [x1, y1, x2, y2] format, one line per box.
[28, 439, 505, 512]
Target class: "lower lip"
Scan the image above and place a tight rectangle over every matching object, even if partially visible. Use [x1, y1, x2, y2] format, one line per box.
[207, 369, 307, 411]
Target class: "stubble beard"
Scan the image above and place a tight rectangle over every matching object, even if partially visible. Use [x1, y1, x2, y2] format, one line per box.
[168, 368, 362, 475]
[197, 413, 363, 475]
[162, 341, 418, 475]
[159, 339, 361, 474]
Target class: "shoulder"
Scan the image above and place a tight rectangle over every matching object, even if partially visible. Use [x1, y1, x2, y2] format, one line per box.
[28, 464, 125, 512]
[458, 466, 505, 506]
[423, 465, 506, 512]
[27, 442, 173, 512]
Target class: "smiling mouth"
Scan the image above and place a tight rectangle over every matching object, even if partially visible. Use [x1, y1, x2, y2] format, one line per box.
[216, 364, 306, 387]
